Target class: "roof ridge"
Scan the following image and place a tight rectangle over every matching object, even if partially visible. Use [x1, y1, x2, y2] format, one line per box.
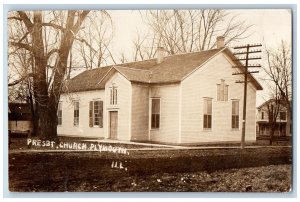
[70, 49, 221, 80]
[114, 65, 152, 72]
[116, 58, 156, 66]
[163, 48, 221, 59]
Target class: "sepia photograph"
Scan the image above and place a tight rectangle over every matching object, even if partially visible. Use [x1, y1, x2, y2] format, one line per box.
[6, 7, 293, 193]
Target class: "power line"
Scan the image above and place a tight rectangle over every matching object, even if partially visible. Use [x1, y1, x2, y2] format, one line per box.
[232, 43, 262, 149]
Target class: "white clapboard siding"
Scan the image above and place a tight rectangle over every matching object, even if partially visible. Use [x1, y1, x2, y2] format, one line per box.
[131, 84, 150, 141]
[180, 52, 257, 143]
[257, 104, 288, 123]
[58, 90, 105, 138]
[149, 84, 180, 143]
[105, 73, 132, 141]
[257, 108, 269, 122]
[245, 85, 257, 140]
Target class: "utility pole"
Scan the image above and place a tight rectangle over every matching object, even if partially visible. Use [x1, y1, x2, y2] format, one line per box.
[233, 44, 262, 149]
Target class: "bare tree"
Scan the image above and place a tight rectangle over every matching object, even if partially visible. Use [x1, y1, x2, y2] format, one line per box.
[265, 88, 281, 145]
[8, 15, 39, 135]
[131, 31, 157, 61]
[131, 9, 252, 59]
[8, 10, 91, 140]
[263, 41, 292, 137]
[74, 11, 114, 70]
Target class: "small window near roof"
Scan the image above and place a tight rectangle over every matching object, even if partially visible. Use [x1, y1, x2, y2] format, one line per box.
[110, 86, 118, 105]
[217, 79, 228, 101]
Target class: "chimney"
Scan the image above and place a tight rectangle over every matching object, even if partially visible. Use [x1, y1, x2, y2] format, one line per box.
[216, 36, 225, 49]
[157, 47, 165, 64]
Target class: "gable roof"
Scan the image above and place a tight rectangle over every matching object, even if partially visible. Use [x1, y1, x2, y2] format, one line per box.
[257, 99, 291, 110]
[223, 48, 263, 90]
[114, 66, 152, 83]
[63, 66, 111, 92]
[64, 48, 263, 93]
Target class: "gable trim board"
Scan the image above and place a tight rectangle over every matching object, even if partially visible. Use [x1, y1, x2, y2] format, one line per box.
[58, 48, 262, 144]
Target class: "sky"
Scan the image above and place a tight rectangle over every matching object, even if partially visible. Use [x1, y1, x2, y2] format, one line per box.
[111, 9, 292, 52]
[109, 9, 292, 106]
[7, 9, 292, 106]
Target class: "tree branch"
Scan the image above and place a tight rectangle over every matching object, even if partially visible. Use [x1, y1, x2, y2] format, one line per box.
[17, 11, 33, 32]
[8, 73, 34, 87]
[8, 16, 23, 21]
[10, 41, 32, 52]
[46, 48, 60, 59]
[72, 11, 90, 33]
[42, 22, 66, 32]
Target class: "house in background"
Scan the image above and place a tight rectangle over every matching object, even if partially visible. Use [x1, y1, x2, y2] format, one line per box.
[256, 99, 291, 137]
[58, 37, 263, 144]
[8, 103, 33, 134]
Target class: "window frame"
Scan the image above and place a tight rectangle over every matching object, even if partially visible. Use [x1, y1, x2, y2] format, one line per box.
[151, 98, 161, 129]
[57, 102, 62, 126]
[203, 98, 212, 130]
[279, 111, 287, 121]
[94, 101, 100, 126]
[89, 100, 103, 128]
[231, 100, 239, 129]
[110, 86, 118, 105]
[73, 101, 80, 126]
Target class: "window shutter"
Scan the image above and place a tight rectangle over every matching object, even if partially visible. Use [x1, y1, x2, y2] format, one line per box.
[89, 101, 93, 127]
[99, 101, 103, 128]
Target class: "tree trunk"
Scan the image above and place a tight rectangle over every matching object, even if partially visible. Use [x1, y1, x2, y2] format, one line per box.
[269, 125, 275, 145]
[38, 104, 58, 141]
[32, 112, 40, 137]
[11, 10, 90, 140]
[30, 103, 40, 137]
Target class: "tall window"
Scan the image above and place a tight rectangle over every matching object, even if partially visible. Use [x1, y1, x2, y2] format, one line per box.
[232, 100, 239, 129]
[57, 102, 62, 125]
[279, 111, 287, 120]
[110, 86, 118, 105]
[151, 98, 160, 129]
[217, 79, 228, 101]
[89, 100, 103, 127]
[73, 101, 79, 126]
[261, 111, 264, 120]
[203, 99, 212, 129]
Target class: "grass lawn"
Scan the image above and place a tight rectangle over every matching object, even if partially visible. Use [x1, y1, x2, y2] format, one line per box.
[9, 145, 292, 192]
